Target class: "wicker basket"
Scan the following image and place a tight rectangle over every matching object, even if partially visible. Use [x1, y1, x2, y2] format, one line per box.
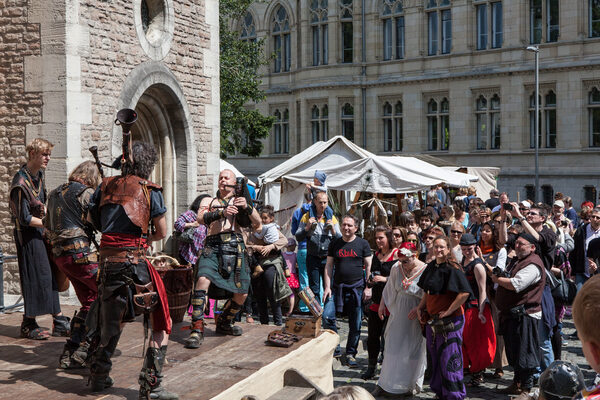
[154, 264, 193, 323]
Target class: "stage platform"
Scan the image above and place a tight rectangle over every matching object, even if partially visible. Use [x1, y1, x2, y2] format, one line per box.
[0, 305, 337, 399]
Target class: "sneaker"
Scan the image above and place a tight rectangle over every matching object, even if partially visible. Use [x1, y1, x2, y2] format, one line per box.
[346, 355, 359, 368]
[333, 347, 342, 358]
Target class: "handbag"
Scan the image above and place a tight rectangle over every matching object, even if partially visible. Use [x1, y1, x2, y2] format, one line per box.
[550, 271, 577, 306]
[174, 227, 196, 244]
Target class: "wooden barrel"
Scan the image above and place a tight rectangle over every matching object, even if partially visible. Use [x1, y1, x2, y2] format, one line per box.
[155, 264, 193, 323]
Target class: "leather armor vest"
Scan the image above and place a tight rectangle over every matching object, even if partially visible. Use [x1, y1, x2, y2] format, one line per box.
[9, 168, 46, 221]
[99, 175, 162, 234]
[46, 181, 88, 236]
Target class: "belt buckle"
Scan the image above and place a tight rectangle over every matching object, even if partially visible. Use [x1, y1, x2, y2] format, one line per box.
[222, 233, 231, 243]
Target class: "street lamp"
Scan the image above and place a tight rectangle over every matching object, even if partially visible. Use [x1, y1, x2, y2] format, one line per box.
[526, 45, 540, 202]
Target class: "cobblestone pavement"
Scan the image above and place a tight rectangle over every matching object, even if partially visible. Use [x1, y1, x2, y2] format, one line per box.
[332, 314, 597, 399]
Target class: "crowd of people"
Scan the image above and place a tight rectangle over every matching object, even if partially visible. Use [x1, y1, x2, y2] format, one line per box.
[9, 136, 600, 400]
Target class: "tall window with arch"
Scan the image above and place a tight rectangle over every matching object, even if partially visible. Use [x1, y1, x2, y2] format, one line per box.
[310, 104, 329, 143]
[475, 94, 501, 150]
[591, 0, 600, 37]
[530, 0, 559, 44]
[589, 87, 600, 147]
[427, 98, 450, 151]
[340, 0, 353, 63]
[382, 101, 403, 151]
[341, 103, 354, 141]
[311, 0, 329, 66]
[381, 0, 404, 60]
[528, 90, 556, 148]
[273, 108, 289, 154]
[426, 0, 451, 55]
[475, 1, 503, 50]
[272, 5, 291, 73]
[240, 12, 256, 42]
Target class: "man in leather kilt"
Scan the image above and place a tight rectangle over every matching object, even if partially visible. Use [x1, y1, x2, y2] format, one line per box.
[86, 142, 177, 399]
[45, 160, 102, 369]
[183, 169, 261, 349]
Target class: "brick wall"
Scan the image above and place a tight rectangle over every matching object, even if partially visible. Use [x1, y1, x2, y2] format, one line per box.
[0, 0, 43, 293]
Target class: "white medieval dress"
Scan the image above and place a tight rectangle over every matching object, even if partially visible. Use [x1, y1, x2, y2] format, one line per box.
[377, 261, 427, 394]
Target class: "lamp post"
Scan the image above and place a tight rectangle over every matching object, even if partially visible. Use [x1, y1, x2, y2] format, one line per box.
[526, 45, 540, 202]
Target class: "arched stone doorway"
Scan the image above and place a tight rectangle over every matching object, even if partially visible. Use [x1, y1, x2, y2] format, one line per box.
[115, 62, 198, 254]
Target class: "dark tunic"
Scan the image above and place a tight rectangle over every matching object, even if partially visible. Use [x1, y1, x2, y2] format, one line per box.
[9, 166, 60, 317]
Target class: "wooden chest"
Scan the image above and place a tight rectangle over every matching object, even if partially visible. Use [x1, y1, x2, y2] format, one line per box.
[284, 315, 322, 338]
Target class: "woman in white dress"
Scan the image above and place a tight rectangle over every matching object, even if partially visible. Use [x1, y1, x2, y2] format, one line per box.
[372, 242, 427, 397]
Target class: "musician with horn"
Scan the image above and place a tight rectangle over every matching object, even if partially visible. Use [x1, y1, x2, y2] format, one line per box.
[86, 109, 177, 399]
[183, 169, 261, 349]
[45, 160, 101, 369]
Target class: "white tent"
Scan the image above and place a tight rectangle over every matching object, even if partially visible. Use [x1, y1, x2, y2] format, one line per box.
[220, 159, 256, 186]
[257, 136, 373, 210]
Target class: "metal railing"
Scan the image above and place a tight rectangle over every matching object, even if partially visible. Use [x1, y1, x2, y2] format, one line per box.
[0, 247, 20, 313]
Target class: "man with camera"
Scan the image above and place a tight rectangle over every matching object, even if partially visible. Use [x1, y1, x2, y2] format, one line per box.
[569, 207, 600, 291]
[184, 169, 261, 349]
[490, 233, 546, 396]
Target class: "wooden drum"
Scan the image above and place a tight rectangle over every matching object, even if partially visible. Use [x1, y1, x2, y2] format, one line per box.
[154, 262, 194, 324]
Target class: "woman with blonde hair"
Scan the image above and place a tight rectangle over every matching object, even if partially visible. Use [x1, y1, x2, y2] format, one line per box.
[320, 385, 375, 400]
[449, 221, 465, 263]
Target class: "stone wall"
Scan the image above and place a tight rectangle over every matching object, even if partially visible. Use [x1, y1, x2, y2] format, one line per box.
[0, 0, 43, 293]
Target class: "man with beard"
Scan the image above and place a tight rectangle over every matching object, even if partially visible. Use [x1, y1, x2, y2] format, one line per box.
[45, 160, 101, 369]
[183, 169, 261, 349]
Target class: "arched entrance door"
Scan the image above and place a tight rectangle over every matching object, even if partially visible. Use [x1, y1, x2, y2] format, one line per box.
[130, 84, 187, 253]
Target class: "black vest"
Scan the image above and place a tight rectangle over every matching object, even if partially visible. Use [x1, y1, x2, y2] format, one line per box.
[46, 181, 88, 238]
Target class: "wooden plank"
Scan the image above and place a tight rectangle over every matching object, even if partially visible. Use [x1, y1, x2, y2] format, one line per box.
[0, 306, 316, 399]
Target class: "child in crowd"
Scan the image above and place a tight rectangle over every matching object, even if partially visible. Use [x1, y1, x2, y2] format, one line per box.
[250, 205, 280, 278]
[307, 170, 334, 230]
[282, 238, 300, 315]
[572, 275, 600, 399]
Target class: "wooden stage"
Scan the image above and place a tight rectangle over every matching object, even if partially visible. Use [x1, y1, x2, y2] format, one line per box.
[0, 305, 337, 399]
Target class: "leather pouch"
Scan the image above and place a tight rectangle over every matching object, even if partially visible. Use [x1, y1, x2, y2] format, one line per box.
[133, 282, 159, 315]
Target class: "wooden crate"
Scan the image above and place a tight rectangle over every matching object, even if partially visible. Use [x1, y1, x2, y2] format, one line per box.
[284, 315, 322, 338]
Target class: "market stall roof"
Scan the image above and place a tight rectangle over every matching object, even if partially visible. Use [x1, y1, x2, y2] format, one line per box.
[282, 155, 477, 194]
[257, 136, 374, 186]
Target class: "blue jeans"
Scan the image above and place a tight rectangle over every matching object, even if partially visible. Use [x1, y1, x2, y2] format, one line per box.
[322, 288, 363, 356]
[296, 248, 309, 312]
[539, 317, 554, 371]
[306, 254, 327, 304]
[576, 273, 589, 291]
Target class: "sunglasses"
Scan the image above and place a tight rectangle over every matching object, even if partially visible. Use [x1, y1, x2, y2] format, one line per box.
[425, 236, 436, 241]
[406, 239, 418, 243]
[393, 233, 403, 237]
[527, 212, 539, 216]
[450, 230, 463, 235]
[590, 216, 600, 220]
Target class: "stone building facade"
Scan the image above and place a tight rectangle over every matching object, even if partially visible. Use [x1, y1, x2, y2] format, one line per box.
[1, 0, 220, 294]
[227, 0, 600, 208]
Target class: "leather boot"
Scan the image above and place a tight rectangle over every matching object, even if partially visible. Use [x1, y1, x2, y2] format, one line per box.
[52, 315, 71, 337]
[60, 313, 89, 368]
[183, 320, 204, 349]
[361, 364, 377, 380]
[89, 332, 120, 393]
[216, 300, 243, 336]
[138, 347, 178, 399]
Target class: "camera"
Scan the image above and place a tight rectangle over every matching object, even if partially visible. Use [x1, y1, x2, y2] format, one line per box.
[502, 203, 513, 211]
[493, 266, 510, 278]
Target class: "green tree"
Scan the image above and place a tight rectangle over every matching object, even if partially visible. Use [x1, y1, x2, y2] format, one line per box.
[220, 0, 273, 158]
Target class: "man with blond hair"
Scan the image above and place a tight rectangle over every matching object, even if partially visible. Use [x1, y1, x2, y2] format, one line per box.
[9, 138, 70, 340]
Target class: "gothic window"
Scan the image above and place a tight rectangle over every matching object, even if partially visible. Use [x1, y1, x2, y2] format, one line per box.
[272, 5, 291, 73]
[426, 0, 451, 56]
[310, 0, 329, 66]
[341, 103, 354, 141]
[529, 90, 556, 148]
[427, 97, 450, 151]
[591, 0, 600, 37]
[476, 94, 501, 150]
[273, 108, 289, 153]
[589, 87, 600, 147]
[381, 0, 404, 60]
[340, 0, 353, 63]
[240, 12, 256, 41]
[542, 184, 554, 206]
[382, 101, 403, 152]
[530, 0, 559, 44]
[475, 1, 503, 50]
[311, 104, 329, 143]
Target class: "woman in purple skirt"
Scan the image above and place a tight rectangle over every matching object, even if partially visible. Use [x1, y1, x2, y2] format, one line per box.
[417, 235, 472, 400]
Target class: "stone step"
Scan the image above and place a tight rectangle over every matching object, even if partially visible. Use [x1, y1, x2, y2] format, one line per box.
[265, 386, 317, 400]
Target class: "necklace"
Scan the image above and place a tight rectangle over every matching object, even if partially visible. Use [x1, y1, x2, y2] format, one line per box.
[401, 261, 426, 290]
[23, 166, 41, 197]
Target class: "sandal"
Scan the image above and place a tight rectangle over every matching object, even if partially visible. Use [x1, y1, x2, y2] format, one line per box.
[20, 325, 50, 340]
[492, 368, 504, 379]
[466, 373, 484, 387]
